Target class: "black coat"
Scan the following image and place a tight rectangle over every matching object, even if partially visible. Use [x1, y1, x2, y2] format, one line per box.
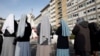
[96, 29, 100, 50]
[72, 22, 91, 51]
[56, 26, 69, 49]
[88, 22, 99, 51]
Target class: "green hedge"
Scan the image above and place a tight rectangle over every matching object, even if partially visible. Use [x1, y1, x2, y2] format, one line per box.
[70, 34, 75, 39]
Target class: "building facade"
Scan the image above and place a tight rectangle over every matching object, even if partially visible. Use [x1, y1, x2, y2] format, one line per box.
[34, 14, 42, 27]
[34, 4, 50, 27]
[49, 0, 67, 29]
[67, 0, 100, 30]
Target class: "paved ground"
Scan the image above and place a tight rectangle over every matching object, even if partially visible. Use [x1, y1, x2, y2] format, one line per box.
[30, 41, 100, 56]
[30, 41, 75, 56]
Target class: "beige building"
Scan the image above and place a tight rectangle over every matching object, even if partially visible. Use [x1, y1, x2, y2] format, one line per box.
[34, 0, 68, 45]
[66, 0, 100, 30]
[49, 0, 57, 26]
[34, 4, 50, 27]
[34, 14, 42, 27]
[35, 0, 68, 29]
[49, 0, 68, 30]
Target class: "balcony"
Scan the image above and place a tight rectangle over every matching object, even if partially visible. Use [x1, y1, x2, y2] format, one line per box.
[50, 9, 56, 14]
[86, 0, 95, 8]
[50, 18, 56, 22]
[77, 0, 84, 4]
[50, 0, 56, 5]
[89, 20, 97, 23]
[50, 13, 56, 18]
[96, 0, 100, 3]
[97, 4, 100, 12]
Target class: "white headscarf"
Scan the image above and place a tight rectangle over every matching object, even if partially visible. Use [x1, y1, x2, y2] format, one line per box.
[16, 14, 27, 37]
[40, 16, 51, 45]
[27, 13, 35, 27]
[60, 19, 71, 37]
[2, 14, 14, 34]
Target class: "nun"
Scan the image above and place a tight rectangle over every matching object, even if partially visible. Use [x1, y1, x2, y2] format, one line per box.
[15, 14, 31, 56]
[72, 18, 91, 56]
[1, 14, 18, 56]
[36, 16, 52, 56]
[55, 19, 71, 56]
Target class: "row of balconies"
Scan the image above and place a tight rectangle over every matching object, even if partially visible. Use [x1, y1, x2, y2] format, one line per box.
[50, 0, 56, 6]
[67, 0, 100, 13]
[67, 4, 100, 19]
[67, 13, 100, 23]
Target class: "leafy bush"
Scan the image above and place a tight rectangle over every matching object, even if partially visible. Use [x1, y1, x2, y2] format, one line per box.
[70, 34, 75, 39]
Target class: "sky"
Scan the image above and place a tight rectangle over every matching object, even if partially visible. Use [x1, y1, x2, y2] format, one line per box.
[0, 0, 50, 20]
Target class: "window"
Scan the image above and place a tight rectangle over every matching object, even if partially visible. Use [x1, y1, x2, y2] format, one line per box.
[91, 0, 95, 2]
[89, 15, 97, 20]
[59, 14, 62, 16]
[79, 4, 83, 8]
[87, 7, 96, 13]
[87, 10, 90, 12]
[67, 3, 71, 7]
[90, 9, 93, 11]
[51, 20, 56, 23]
[68, 15, 72, 18]
[51, 11, 55, 14]
[58, 3, 61, 6]
[93, 8, 96, 11]
[84, 11, 86, 14]
[58, 17, 62, 19]
[51, 16, 56, 19]
[87, 2, 89, 4]
[98, 7, 100, 9]
[73, 13, 78, 17]
[51, 3, 55, 6]
[58, 11, 61, 14]
[79, 3, 86, 8]
[89, 1, 92, 3]
[87, 0, 95, 5]
[99, 16, 100, 18]
[51, 7, 55, 11]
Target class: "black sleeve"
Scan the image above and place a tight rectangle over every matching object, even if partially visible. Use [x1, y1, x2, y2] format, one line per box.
[0, 31, 2, 34]
[27, 23, 32, 37]
[36, 23, 41, 36]
[13, 21, 18, 45]
[50, 25, 53, 39]
[14, 21, 18, 35]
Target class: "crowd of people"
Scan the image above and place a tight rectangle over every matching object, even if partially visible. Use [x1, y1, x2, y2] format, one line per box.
[0, 13, 100, 56]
